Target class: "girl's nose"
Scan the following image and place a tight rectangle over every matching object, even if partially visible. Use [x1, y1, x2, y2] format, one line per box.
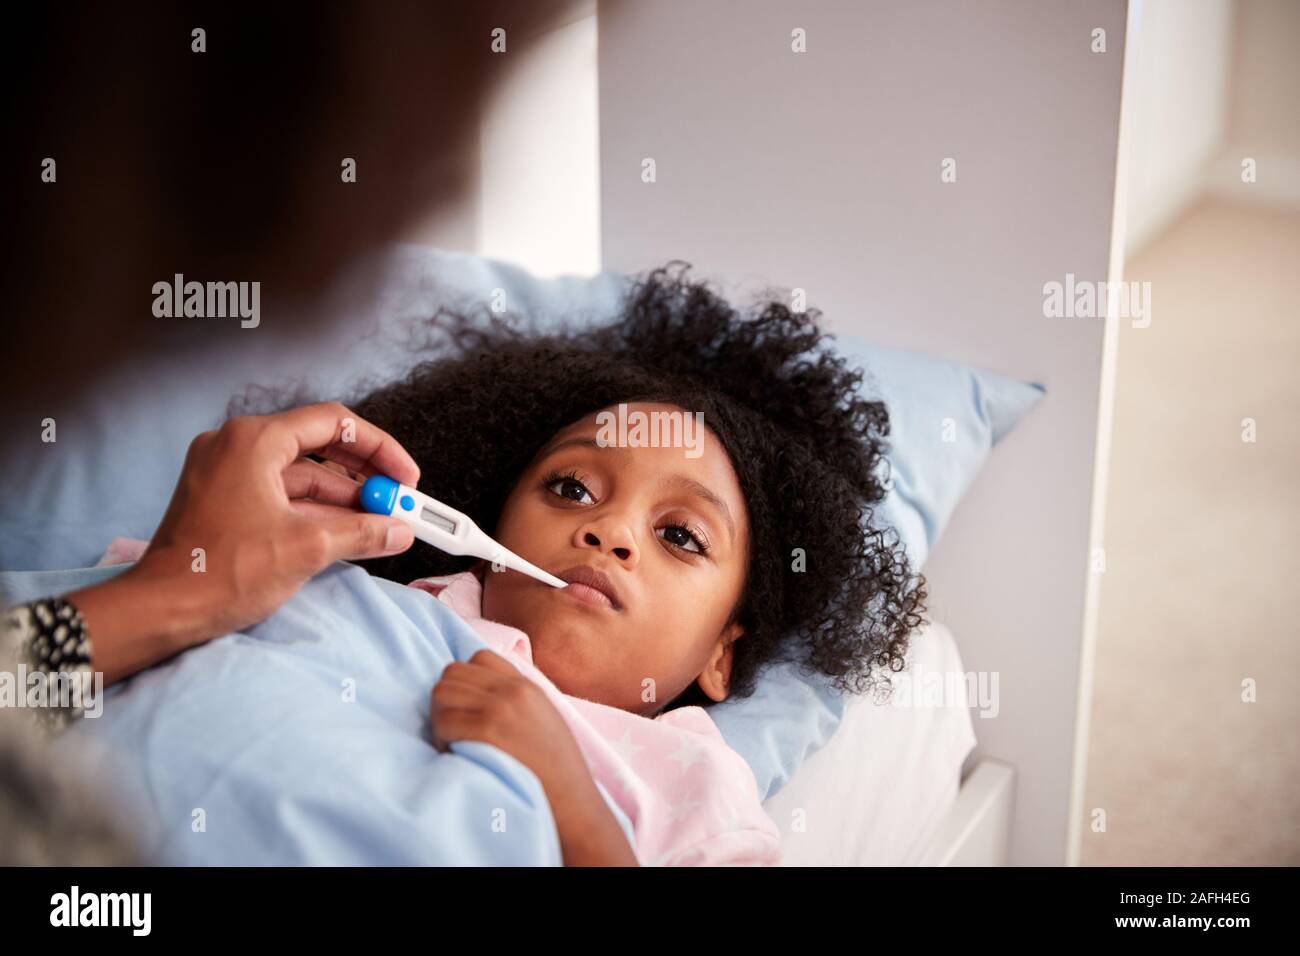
[578, 518, 638, 565]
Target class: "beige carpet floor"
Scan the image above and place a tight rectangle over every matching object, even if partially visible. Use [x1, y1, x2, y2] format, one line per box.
[1080, 197, 1300, 865]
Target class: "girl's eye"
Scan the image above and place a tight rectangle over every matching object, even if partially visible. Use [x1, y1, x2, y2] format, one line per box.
[541, 469, 708, 556]
[544, 474, 595, 504]
[659, 524, 708, 555]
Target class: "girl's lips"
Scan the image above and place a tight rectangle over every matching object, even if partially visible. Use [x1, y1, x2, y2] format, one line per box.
[560, 581, 618, 610]
[556, 565, 624, 609]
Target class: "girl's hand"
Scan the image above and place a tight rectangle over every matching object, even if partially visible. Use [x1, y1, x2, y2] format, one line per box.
[68, 402, 420, 685]
[430, 649, 591, 793]
[430, 649, 639, 865]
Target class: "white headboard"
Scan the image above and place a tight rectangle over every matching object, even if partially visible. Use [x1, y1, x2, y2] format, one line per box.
[596, 0, 1127, 864]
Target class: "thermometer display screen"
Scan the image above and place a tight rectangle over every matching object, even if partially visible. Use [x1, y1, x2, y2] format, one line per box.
[421, 506, 458, 536]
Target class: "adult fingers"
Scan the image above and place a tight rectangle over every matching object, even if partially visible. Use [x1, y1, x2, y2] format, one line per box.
[289, 500, 349, 520]
[268, 402, 420, 486]
[283, 458, 363, 506]
[308, 512, 415, 566]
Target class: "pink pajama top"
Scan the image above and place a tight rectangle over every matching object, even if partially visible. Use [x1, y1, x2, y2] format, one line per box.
[410, 571, 783, 867]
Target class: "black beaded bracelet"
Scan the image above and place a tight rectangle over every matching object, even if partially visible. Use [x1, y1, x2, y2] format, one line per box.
[2, 596, 95, 729]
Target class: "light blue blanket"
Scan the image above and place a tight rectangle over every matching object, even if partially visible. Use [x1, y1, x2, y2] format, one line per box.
[7, 562, 636, 865]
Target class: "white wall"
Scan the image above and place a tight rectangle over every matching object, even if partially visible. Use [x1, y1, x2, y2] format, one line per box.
[1208, 0, 1300, 206]
[1122, 0, 1236, 254]
[597, 0, 1127, 865]
[1124, 0, 1300, 253]
[400, 2, 603, 278]
[478, 7, 602, 276]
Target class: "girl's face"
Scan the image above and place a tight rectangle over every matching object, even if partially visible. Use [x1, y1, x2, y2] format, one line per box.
[479, 402, 750, 716]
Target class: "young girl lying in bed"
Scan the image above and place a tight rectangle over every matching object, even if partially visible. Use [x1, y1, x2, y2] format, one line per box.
[342, 262, 928, 866]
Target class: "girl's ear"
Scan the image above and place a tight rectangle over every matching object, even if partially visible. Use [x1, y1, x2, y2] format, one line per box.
[695, 621, 744, 702]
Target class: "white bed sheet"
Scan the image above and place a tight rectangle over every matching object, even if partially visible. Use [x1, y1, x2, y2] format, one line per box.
[761, 621, 978, 865]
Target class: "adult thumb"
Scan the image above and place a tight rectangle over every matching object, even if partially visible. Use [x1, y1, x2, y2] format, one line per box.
[318, 514, 415, 564]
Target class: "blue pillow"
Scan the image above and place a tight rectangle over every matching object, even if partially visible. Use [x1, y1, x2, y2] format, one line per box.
[842, 339, 1045, 568]
[708, 341, 1043, 797]
[0, 245, 1042, 801]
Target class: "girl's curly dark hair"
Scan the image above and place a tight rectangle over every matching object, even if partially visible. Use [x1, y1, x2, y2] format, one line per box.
[350, 261, 927, 709]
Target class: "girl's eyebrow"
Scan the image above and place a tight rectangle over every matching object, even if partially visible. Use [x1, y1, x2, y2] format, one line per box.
[661, 473, 736, 541]
[535, 436, 736, 541]
[536, 435, 630, 462]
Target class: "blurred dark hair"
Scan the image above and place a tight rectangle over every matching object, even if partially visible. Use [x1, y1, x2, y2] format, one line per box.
[3, 1, 559, 435]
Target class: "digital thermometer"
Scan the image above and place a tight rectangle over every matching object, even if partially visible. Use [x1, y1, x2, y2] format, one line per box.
[359, 475, 567, 589]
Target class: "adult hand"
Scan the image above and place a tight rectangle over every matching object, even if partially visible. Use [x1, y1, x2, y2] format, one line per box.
[68, 402, 420, 685]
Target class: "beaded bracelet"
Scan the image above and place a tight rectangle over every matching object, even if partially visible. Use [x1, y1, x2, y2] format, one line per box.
[1, 597, 96, 730]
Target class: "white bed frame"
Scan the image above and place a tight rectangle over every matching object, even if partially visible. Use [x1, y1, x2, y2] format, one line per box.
[919, 759, 1016, 866]
[596, 0, 1129, 864]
